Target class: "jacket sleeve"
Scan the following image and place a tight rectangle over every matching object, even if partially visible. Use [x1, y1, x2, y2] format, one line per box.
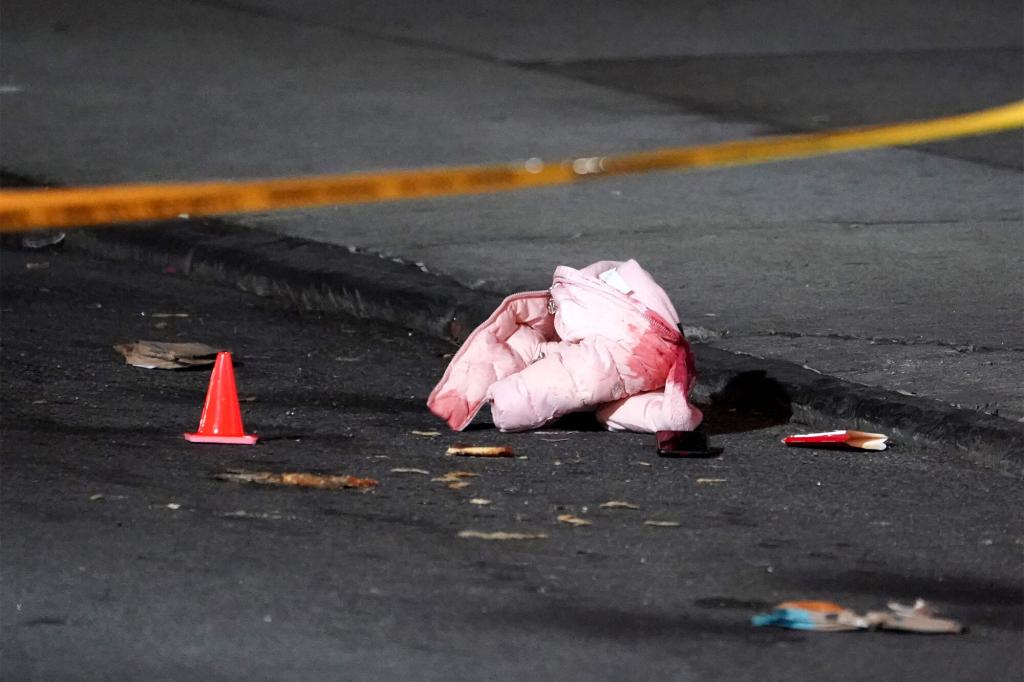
[488, 337, 628, 431]
[595, 349, 702, 433]
[428, 292, 555, 431]
[594, 390, 703, 433]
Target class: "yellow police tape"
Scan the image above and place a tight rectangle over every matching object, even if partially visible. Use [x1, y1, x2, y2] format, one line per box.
[2, 100, 1022, 232]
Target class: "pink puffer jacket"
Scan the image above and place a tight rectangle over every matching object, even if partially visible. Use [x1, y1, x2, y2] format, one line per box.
[428, 260, 702, 433]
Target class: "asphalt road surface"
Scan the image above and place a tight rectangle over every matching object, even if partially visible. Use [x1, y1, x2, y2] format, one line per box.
[4, 0, 1022, 419]
[1, 247, 1021, 680]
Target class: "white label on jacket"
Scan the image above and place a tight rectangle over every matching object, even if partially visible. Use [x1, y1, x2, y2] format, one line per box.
[598, 268, 633, 294]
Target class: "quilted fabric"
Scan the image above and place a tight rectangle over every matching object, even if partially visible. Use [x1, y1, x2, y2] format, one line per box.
[428, 260, 702, 433]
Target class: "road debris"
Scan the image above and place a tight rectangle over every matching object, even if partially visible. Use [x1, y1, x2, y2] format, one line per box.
[218, 510, 291, 521]
[88, 493, 125, 502]
[166, 503, 181, 510]
[696, 478, 727, 485]
[215, 471, 378, 491]
[145, 312, 190, 318]
[557, 514, 592, 527]
[21, 230, 65, 249]
[644, 520, 681, 527]
[25, 261, 50, 270]
[458, 530, 548, 541]
[600, 500, 640, 510]
[783, 430, 888, 451]
[390, 468, 430, 475]
[411, 430, 441, 438]
[431, 471, 479, 483]
[433, 471, 478, 489]
[114, 340, 222, 369]
[469, 498, 492, 506]
[446, 444, 515, 457]
[751, 599, 963, 634]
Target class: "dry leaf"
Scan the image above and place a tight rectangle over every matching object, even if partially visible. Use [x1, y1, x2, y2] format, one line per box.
[431, 471, 479, 483]
[557, 514, 592, 527]
[696, 478, 727, 484]
[215, 470, 378, 491]
[600, 500, 640, 510]
[447, 481, 472, 490]
[644, 520, 681, 527]
[114, 340, 223, 369]
[469, 498, 492, 506]
[411, 430, 441, 437]
[446, 445, 514, 457]
[458, 530, 547, 540]
[390, 468, 430, 475]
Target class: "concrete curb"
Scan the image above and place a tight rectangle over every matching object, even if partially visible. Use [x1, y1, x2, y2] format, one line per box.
[67, 219, 1023, 476]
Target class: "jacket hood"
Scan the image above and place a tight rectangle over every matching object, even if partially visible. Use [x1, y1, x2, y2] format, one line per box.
[553, 259, 680, 327]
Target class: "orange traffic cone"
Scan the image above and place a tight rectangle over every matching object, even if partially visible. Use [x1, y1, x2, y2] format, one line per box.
[184, 352, 258, 444]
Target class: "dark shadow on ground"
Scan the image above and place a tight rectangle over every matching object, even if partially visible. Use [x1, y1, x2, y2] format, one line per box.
[475, 602, 806, 645]
[699, 370, 793, 436]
